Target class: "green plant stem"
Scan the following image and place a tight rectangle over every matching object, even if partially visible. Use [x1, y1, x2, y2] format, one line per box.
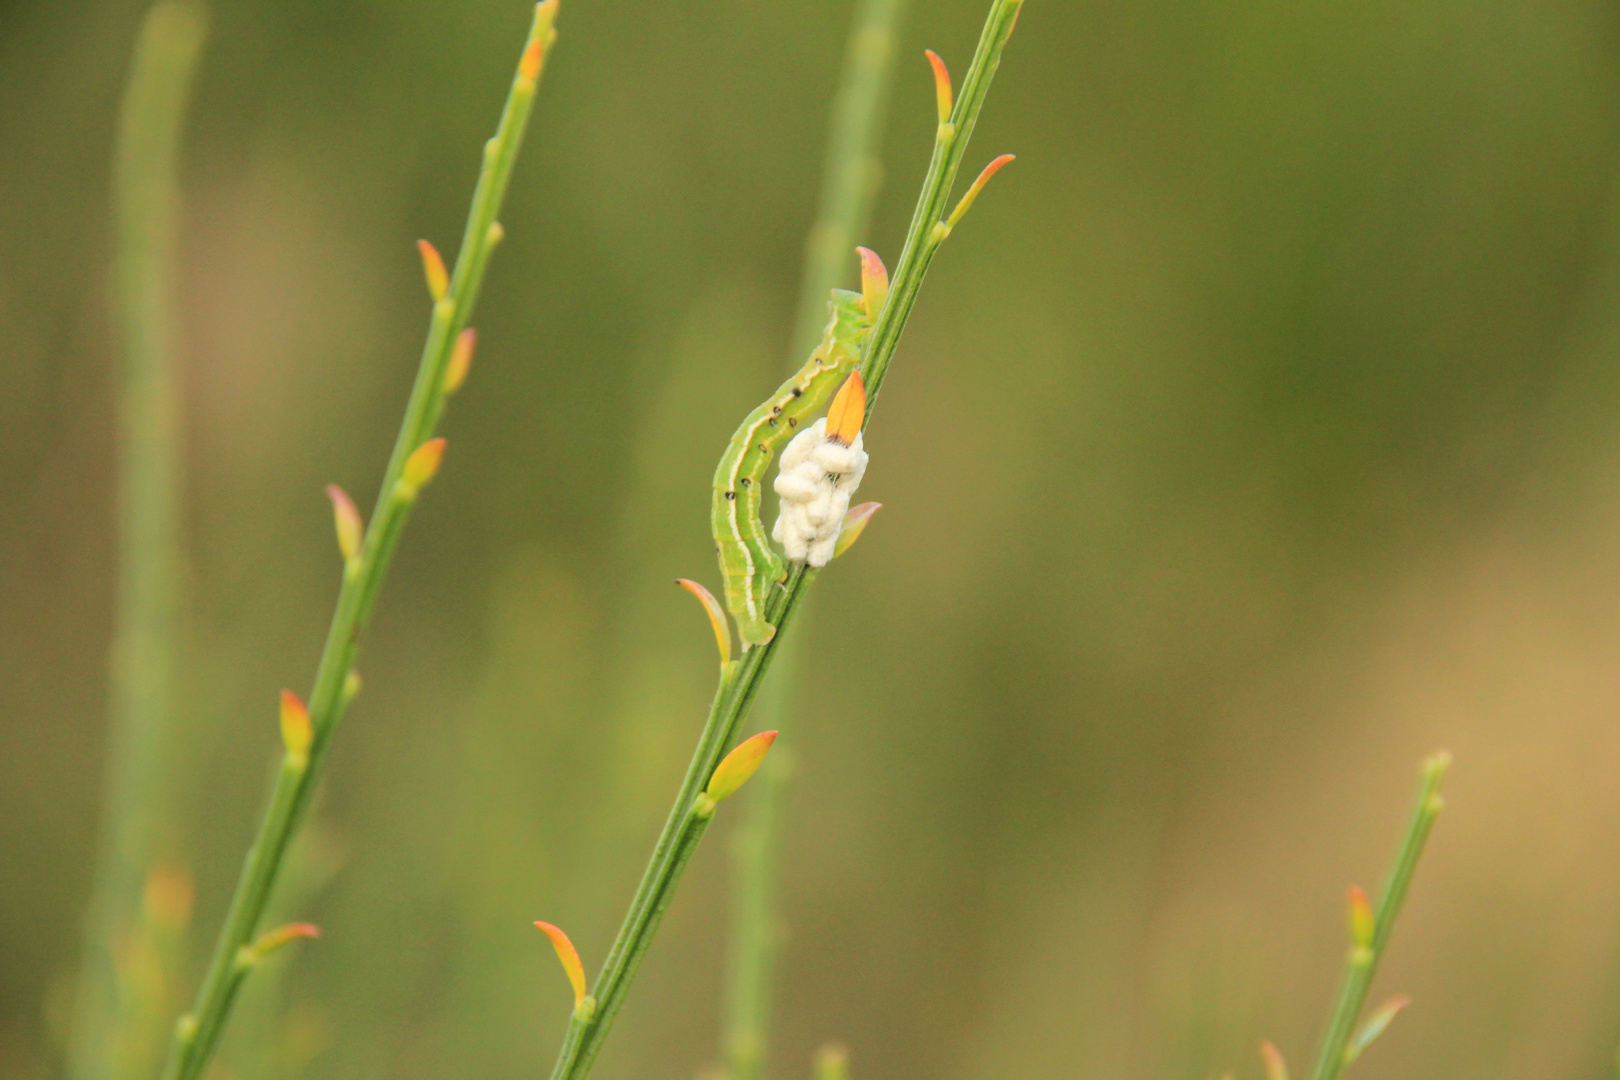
[788, 0, 910, 363]
[550, 568, 816, 1080]
[722, 729, 789, 1080]
[1306, 752, 1451, 1080]
[858, 0, 1022, 407]
[72, 7, 207, 1080]
[546, 6, 1021, 1080]
[155, 8, 559, 1080]
[722, 1, 908, 1076]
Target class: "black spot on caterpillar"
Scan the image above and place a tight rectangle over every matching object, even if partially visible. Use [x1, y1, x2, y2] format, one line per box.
[710, 289, 869, 646]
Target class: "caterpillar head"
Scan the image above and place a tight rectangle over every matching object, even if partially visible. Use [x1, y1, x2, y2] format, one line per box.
[825, 288, 870, 348]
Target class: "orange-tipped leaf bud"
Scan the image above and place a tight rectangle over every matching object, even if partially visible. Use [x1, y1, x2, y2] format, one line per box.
[520, 0, 559, 81]
[280, 690, 312, 766]
[676, 578, 731, 669]
[825, 371, 866, 446]
[519, 36, 544, 82]
[325, 484, 363, 565]
[832, 502, 882, 560]
[925, 49, 953, 124]
[444, 328, 477, 394]
[705, 731, 778, 805]
[1259, 1041, 1288, 1080]
[400, 438, 446, 495]
[534, 921, 587, 1008]
[856, 247, 889, 318]
[417, 239, 449, 302]
[946, 154, 1016, 230]
[242, 922, 320, 966]
[1347, 885, 1375, 949]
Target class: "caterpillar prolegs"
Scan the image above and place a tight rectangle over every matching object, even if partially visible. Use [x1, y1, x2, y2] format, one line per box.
[710, 260, 882, 647]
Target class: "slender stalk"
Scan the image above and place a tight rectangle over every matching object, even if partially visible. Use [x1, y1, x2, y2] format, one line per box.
[546, 6, 1022, 1079]
[788, 0, 910, 363]
[72, 7, 207, 1080]
[155, 8, 561, 1080]
[550, 569, 816, 1080]
[1306, 752, 1451, 1080]
[859, 0, 1022, 406]
[723, 737, 790, 1080]
[723, 0, 909, 1075]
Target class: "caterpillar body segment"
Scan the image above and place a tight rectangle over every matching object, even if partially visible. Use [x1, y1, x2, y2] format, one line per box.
[712, 289, 872, 647]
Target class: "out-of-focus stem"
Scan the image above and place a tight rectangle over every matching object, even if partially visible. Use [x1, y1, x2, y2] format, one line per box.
[723, 1, 909, 1076]
[1306, 752, 1450, 1080]
[545, 7, 1021, 1080]
[722, 722, 790, 1080]
[789, 0, 910, 363]
[546, 569, 818, 1080]
[154, 8, 561, 1080]
[71, 7, 207, 1080]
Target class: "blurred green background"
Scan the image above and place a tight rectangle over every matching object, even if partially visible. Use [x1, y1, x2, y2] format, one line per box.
[7, 0, 1620, 1078]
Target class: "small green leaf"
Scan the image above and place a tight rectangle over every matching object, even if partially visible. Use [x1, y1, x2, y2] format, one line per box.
[1343, 995, 1410, 1065]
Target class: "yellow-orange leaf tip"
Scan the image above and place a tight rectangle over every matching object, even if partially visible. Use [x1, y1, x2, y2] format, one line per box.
[925, 49, 952, 124]
[521, 0, 558, 81]
[401, 438, 447, 495]
[825, 371, 866, 446]
[832, 502, 881, 560]
[856, 247, 889, 318]
[417, 239, 449, 303]
[534, 921, 587, 1007]
[1347, 884, 1374, 949]
[675, 578, 731, 669]
[946, 154, 1016, 230]
[280, 690, 312, 765]
[325, 484, 363, 564]
[705, 731, 778, 805]
[444, 328, 477, 394]
[1259, 1041, 1288, 1080]
[245, 922, 320, 965]
[519, 36, 544, 82]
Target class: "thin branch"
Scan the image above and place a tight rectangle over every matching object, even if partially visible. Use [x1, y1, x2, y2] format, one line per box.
[542, 6, 1023, 1080]
[154, 8, 562, 1080]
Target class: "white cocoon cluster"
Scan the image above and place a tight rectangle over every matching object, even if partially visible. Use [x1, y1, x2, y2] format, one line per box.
[772, 417, 868, 567]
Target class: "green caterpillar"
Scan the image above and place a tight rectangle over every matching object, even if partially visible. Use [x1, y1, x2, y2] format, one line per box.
[711, 288, 873, 647]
